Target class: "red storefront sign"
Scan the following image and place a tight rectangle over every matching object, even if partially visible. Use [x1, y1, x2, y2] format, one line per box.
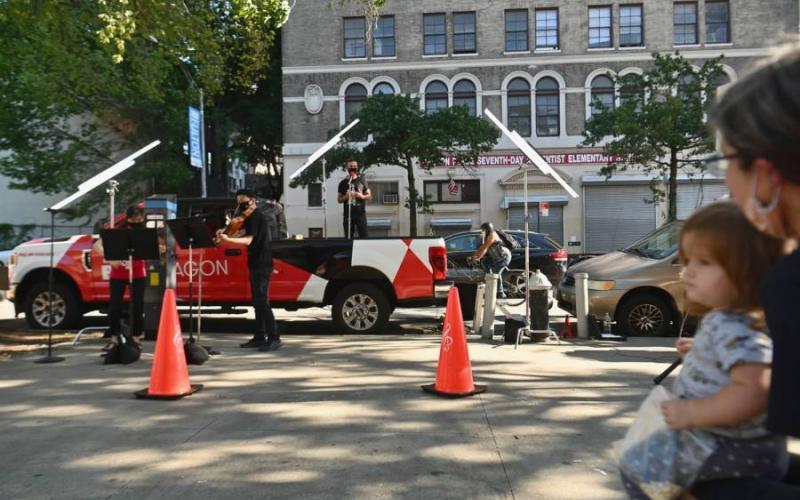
[444, 152, 618, 167]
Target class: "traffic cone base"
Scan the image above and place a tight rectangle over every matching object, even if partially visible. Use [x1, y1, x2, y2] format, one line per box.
[135, 289, 200, 400]
[560, 316, 576, 339]
[135, 384, 203, 400]
[422, 287, 486, 398]
[421, 383, 486, 399]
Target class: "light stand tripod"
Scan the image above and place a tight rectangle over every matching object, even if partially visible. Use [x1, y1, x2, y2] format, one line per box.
[35, 208, 67, 364]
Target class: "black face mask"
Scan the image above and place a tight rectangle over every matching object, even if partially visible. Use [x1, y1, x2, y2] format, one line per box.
[237, 202, 251, 213]
[128, 222, 144, 229]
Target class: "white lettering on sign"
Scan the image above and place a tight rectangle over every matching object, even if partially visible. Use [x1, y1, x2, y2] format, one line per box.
[175, 260, 229, 277]
[444, 152, 618, 167]
[441, 321, 453, 352]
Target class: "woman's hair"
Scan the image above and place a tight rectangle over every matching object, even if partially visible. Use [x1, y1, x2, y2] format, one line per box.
[126, 205, 143, 219]
[679, 202, 786, 315]
[711, 39, 800, 184]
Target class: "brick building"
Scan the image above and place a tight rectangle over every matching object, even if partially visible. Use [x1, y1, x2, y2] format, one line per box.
[281, 0, 799, 253]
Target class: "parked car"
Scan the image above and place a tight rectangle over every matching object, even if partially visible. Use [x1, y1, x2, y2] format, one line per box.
[556, 221, 688, 336]
[445, 229, 567, 316]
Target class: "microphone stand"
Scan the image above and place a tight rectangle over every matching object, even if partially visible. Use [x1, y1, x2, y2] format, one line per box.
[347, 177, 354, 240]
[35, 208, 66, 364]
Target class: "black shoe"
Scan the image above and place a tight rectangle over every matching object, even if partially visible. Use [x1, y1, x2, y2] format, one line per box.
[258, 339, 282, 352]
[240, 337, 267, 348]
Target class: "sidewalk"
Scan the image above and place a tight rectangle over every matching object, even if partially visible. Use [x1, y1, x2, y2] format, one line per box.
[0, 329, 679, 499]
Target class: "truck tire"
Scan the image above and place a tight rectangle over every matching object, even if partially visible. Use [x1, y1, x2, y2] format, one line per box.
[456, 284, 476, 321]
[24, 281, 82, 330]
[616, 294, 673, 337]
[332, 283, 391, 334]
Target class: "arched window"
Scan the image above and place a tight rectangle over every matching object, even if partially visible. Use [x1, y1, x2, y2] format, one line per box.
[507, 78, 531, 136]
[345, 83, 367, 121]
[677, 73, 700, 104]
[535, 77, 559, 137]
[590, 75, 615, 117]
[372, 82, 395, 96]
[424, 80, 448, 113]
[618, 72, 645, 112]
[452, 79, 477, 116]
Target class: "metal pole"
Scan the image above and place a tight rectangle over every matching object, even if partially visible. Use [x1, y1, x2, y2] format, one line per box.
[347, 178, 353, 239]
[473, 283, 485, 335]
[575, 272, 589, 339]
[482, 274, 497, 339]
[107, 180, 119, 229]
[322, 157, 328, 238]
[523, 170, 530, 330]
[199, 88, 207, 198]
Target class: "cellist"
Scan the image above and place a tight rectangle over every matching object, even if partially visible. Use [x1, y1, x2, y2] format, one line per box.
[216, 189, 281, 352]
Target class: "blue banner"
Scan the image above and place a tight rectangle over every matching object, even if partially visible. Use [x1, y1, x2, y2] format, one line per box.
[188, 106, 203, 169]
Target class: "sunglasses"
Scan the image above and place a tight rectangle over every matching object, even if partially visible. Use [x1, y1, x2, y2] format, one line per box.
[704, 153, 744, 176]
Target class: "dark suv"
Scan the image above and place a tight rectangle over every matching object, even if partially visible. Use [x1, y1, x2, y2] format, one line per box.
[445, 229, 567, 297]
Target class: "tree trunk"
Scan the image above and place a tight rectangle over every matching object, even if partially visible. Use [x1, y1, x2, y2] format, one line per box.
[405, 156, 417, 237]
[668, 149, 678, 222]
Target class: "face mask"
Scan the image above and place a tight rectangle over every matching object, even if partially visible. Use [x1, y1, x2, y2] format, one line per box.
[128, 221, 144, 229]
[238, 201, 251, 213]
[743, 175, 783, 236]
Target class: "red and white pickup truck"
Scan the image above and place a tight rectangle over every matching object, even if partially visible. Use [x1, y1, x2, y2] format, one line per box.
[7, 198, 449, 334]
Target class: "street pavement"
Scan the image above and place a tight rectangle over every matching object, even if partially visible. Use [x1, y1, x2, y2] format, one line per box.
[1, 299, 795, 499]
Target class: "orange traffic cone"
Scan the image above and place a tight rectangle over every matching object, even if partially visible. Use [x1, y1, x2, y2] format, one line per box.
[135, 289, 202, 400]
[422, 287, 486, 398]
[560, 316, 576, 339]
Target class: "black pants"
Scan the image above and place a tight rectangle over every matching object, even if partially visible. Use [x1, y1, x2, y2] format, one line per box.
[109, 277, 145, 337]
[343, 212, 368, 239]
[249, 265, 277, 341]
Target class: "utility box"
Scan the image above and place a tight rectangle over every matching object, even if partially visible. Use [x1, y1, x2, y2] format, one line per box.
[142, 194, 177, 340]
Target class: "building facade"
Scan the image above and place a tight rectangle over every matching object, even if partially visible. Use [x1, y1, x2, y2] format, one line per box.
[281, 0, 799, 253]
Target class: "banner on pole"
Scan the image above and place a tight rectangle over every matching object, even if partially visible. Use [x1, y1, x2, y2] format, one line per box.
[188, 106, 203, 169]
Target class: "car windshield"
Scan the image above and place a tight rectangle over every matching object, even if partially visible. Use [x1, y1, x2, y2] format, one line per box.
[445, 234, 483, 252]
[506, 231, 558, 251]
[622, 221, 682, 260]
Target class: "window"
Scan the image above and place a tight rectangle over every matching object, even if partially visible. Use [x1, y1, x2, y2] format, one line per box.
[372, 82, 395, 95]
[590, 75, 615, 117]
[343, 17, 366, 58]
[673, 2, 698, 45]
[308, 183, 322, 207]
[452, 79, 477, 116]
[535, 77, 560, 137]
[619, 4, 644, 47]
[367, 181, 399, 205]
[445, 233, 482, 252]
[677, 73, 700, 103]
[505, 10, 528, 52]
[424, 180, 480, 203]
[535, 9, 559, 49]
[453, 12, 476, 53]
[619, 74, 645, 112]
[345, 83, 367, 122]
[424, 80, 448, 113]
[373, 15, 396, 57]
[423, 13, 446, 55]
[507, 78, 531, 136]
[705, 1, 729, 44]
[308, 228, 323, 239]
[588, 6, 612, 49]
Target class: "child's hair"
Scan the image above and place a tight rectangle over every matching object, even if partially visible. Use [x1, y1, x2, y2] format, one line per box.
[679, 202, 786, 316]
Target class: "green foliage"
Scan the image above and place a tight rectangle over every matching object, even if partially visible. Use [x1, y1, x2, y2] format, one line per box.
[291, 95, 498, 236]
[581, 52, 725, 221]
[0, 0, 289, 215]
[0, 224, 35, 250]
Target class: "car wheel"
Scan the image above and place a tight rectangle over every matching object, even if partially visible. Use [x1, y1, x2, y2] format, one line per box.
[332, 283, 391, 334]
[616, 294, 673, 337]
[24, 281, 82, 330]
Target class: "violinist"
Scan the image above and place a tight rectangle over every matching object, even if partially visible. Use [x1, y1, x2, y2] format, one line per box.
[217, 189, 281, 351]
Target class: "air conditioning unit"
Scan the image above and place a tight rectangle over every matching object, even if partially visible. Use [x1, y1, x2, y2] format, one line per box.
[382, 193, 399, 204]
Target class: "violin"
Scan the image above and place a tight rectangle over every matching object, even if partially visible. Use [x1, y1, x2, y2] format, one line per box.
[214, 201, 257, 245]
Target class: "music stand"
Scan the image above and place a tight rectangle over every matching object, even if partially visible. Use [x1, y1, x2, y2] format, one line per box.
[101, 229, 159, 345]
[166, 218, 217, 353]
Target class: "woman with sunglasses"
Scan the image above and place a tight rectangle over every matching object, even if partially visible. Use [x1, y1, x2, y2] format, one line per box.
[693, 40, 800, 498]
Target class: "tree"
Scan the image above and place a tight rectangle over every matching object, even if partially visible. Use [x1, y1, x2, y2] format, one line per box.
[0, 0, 289, 215]
[291, 95, 499, 236]
[581, 52, 726, 221]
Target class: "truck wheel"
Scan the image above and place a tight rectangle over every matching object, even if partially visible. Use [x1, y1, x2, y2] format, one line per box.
[616, 294, 673, 337]
[332, 283, 391, 334]
[24, 282, 82, 330]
